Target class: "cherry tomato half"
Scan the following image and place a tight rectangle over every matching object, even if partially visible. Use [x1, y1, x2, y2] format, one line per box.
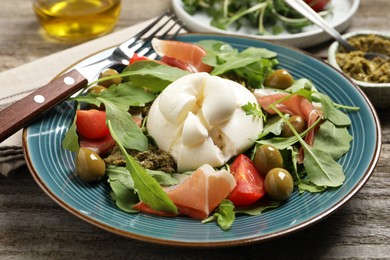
[228, 154, 266, 207]
[76, 109, 110, 139]
[304, 0, 331, 12]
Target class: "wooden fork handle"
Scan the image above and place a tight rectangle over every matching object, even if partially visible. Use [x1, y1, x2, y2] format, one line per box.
[0, 69, 88, 143]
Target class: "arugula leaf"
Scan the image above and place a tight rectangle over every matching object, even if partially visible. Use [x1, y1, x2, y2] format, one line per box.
[241, 102, 266, 120]
[298, 180, 327, 193]
[232, 58, 278, 88]
[313, 120, 353, 160]
[317, 93, 352, 126]
[106, 165, 180, 188]
[106, 165, 135, 189]
[108, 120, 178, 214]
[257, 115, 285, 139]
[147, 169, 180, 186]
[104, 99, 148, 151]
[109, 181, 139, 213]
[98, 82, 156, 108]
[303, 146, 345, 187]
[209, 47, 277, 77]
[239, 47, 278, 59]
[292, 87, 315, 101]
[280, 146, 300, 181]
[72, 82, 156, 108]
[235, 197, 281, 215]
[197, 40, 238, 66]
[62, 109, 79, 152]
[72, 94, 101, 107]
[210, 56, 267, 76]
[286, 78, 315, 93]
[121, 61, 190, 93]
[106, 165, 138, 213]
[257, 134, 300, 150]
[202, 199, 235, 231]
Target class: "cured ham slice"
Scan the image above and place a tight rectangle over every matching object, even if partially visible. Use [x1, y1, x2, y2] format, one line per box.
[79, 133, 116, 155]
[134, 164, 236, 219]
[257, 93, 322, 146]
[151, 38, 213, 73]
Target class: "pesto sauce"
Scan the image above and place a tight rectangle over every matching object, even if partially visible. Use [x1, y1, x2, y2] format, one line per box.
[104, 144, 177, 173]
[336, 34, 390, 83]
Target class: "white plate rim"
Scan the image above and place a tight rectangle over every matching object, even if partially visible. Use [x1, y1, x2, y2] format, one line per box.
[172, 0, 360, 48]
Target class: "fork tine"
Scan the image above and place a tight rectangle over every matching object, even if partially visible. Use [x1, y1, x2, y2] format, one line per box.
[129, 17, 175, 53]
[126, 15, 179, 53]
[137, 13, 178, 42]
[140, 23, 184, 59]
[137, 19, 184, 57]
[157, 17, 184, 40]
[115, 11, 182, 62]
[123, 11, 171, 47]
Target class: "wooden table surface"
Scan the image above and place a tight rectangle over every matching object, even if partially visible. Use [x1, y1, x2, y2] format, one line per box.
[1, 0, 389, 259]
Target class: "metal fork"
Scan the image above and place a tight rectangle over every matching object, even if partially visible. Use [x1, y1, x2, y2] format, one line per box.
[77, 11, 183, 80]
[0, 11, 183, 143]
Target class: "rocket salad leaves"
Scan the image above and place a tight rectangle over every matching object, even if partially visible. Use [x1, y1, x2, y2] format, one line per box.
[198, 40, 278, 89]
[181, 0, 332, 35]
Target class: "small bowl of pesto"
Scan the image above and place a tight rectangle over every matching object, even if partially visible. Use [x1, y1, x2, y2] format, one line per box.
[328, 30, 390, 109]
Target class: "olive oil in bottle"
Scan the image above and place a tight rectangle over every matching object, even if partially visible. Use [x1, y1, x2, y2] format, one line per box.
[33, 0, 121, 42]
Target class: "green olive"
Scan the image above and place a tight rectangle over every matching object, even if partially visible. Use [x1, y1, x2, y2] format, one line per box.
[264, 168, 294, 201]
[281, 115, 307, 137]
[264, 69, 294, 89]
[75, 148, 106, 182]
[87, 85, 107, 110]
[88, 85, 107, 94]
[253, 144, 283, 176]
[99, 68, 122, 87]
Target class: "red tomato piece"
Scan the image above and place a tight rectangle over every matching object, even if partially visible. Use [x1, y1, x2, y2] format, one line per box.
[304, 0, 331, 12]
[228, 154, 266, 207]
[129, 53, 149, 64]
[76, 109, 110, 139]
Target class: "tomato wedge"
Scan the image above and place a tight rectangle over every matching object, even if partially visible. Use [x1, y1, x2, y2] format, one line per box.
[76, 109, 110, 139]
[228, 154, 266, 207]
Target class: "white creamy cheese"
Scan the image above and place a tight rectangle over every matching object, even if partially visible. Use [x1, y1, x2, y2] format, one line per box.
[146, 72, 263, 172]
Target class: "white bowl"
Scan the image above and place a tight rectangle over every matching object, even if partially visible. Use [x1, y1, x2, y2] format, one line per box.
[328, 30, 390, 109]
[172, 0, 360, 48]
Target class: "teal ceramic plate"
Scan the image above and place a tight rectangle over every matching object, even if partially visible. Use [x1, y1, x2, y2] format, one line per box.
[23, 34, 381, 247]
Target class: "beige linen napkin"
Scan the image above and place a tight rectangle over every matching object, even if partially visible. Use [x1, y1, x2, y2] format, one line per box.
[0, 18, 178, 176]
